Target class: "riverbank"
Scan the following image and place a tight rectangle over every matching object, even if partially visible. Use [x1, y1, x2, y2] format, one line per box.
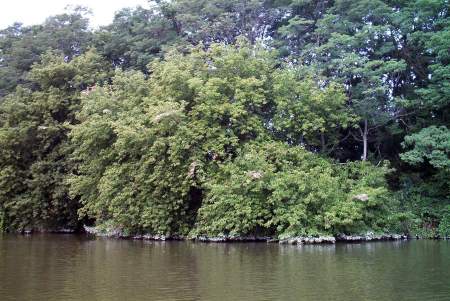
[14, 225, 449, 243]
[83, 225, 414, 244]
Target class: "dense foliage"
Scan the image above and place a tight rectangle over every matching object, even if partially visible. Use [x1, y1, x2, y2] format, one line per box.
[0, 0, 448, 238]
[196, 142, 392, 237]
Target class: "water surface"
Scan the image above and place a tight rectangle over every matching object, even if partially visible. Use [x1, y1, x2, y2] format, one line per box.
[0, 235, 449, 301]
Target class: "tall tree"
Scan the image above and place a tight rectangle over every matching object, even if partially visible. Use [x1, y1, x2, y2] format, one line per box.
[0, 7, 93, 98]
[163, 0, 285, 45]
[94, 5, 180, 72]
[0, 50, 110, 231]
[287, 0, 407, 161]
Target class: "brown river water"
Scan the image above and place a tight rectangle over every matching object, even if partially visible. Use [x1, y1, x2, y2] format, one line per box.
[0, 234, 449, 301]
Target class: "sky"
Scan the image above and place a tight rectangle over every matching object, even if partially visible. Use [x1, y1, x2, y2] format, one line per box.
[0, 0, 150, 29]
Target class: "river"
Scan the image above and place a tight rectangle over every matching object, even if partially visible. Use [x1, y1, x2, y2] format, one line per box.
[0, 235, 449, 300]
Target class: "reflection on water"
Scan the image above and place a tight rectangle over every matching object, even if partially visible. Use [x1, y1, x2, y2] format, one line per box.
[0, 235, 449, 301]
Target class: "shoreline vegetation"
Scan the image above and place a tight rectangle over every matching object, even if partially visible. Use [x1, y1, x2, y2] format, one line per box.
[16, 226, 450, 244]
[1, 1, 449, 239]
[83, 225, 409, 243]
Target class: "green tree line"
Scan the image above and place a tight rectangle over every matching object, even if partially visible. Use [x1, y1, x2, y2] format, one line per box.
[0, 0, 448, 238]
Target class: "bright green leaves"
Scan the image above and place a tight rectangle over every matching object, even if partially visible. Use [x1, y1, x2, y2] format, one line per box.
[69, 42, 279, 235]
[68, 41, 394, 236]
[273, 70, 355, 150]
[29, 49, 111, 92]
[401, 126, 450, 169]
[196, 142, 393, 238]
[70, 71, 193, 235]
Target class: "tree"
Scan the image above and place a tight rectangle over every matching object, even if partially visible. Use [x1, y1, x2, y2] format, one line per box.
[1, 0, 448, 236]
[0, 7, 93, 97]
[94, 5, 180, 72]
[69, 41, 387, 236]
[272, 69, 355, 153]
[401, 126, 450, 169]
[0, 50, 110, 232]
[274, 0, 333, 58]
[69, 41, 276, 234]
[163, 0, 284, 45]
[296, 0, 408, 161]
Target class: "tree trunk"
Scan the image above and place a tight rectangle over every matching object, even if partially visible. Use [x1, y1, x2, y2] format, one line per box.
[320, 132, 326, 153]
[362, 119, 368, 161]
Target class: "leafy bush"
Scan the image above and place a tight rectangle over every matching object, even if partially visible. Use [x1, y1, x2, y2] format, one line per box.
[195, 142, 393, 238]
[438, 206, 450, 238]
